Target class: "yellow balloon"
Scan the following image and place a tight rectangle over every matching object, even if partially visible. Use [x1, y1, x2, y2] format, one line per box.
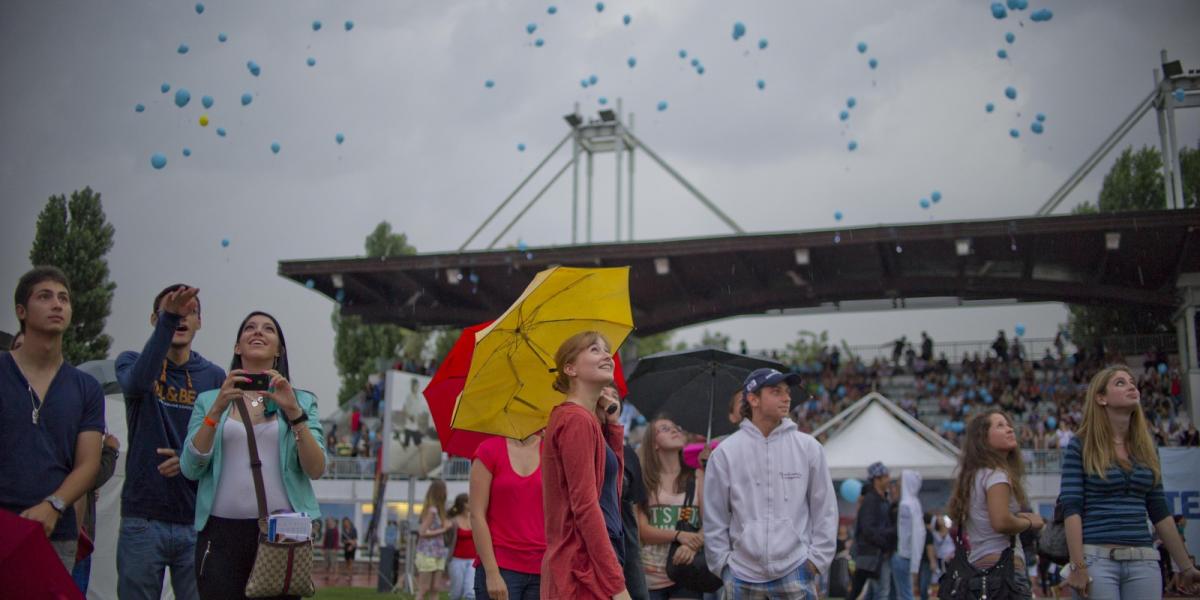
[199, 114, 209, 127]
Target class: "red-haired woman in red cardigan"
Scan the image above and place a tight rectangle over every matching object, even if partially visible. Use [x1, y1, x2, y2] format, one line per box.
[540, 331, 631, 600]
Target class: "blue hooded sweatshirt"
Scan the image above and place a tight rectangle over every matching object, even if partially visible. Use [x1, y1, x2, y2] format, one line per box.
[116, 311, 225, 524]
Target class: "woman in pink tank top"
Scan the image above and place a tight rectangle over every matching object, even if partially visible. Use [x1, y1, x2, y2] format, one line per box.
[469, 434, 546, 599]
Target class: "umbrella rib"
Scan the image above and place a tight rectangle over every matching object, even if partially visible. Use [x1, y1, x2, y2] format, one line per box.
[519, 272, 594, 326]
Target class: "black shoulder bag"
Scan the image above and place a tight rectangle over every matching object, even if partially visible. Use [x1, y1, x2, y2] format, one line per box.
[936, 529, 1018, 600]
[664, 478, 724, 593]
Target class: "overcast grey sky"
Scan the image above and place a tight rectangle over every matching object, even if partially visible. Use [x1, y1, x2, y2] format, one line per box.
[2, 1, 1198, 418]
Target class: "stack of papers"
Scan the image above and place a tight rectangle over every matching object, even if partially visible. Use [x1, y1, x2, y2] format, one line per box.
[267, 512, 313, 542]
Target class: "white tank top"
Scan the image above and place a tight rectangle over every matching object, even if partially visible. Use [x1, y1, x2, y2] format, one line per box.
[211, 418, 293, 519]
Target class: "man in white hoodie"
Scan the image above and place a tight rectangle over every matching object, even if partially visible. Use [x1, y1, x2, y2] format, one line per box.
[704, 368, 839, 599]
[894, 469, 924, 600]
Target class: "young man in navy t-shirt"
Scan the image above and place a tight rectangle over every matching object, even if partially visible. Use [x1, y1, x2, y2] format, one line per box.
[115, 285, 224, 600]
[0, 266, 105, 570]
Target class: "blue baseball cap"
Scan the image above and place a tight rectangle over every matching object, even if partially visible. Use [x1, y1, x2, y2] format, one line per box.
[743, 368, 801, 395]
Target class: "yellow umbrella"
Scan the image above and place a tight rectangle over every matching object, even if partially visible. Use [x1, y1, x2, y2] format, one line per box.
[451, 266, 633, 439]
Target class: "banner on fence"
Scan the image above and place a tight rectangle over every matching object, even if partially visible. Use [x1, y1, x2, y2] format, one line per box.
[1160, 448, 1200, 562]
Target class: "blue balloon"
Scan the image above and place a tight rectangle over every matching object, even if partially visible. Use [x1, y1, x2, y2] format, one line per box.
[1158, 363, 1168, 374]
[848, 141, 858, 151]
[526, 23, 537, 34]
[997, 49, 1008, 59]
[1030, 8, 1052, 22]
[151, 153, 167, 169]
[679, 49, 687, 59]
[834, 211, 843, 221]
[847, 96, 857, 109]
[758, 38, 768, 50]
[535, 38, 544, 47]
[216, 127, 226, 137]
[174, 88, 191, 108]
[547, 5, 557, 14]
[1031, 121, 1044, 134]
[581, 79, 589, 88]
[335, 289, 345, 303]
[1015, 324, 1026, 336]
[221, 238, 230, 248]
[241, 92, 253, 106]
[589, 74, 598, 85]
[306, 57, 316, 67]
[218, 32, 227, 42]
[305, 279, 315, 289]
[201, 95, 213, 109]
[696, 65, 705, 75]
[732, 21, 746, 41]
[756, 79, 765, 90]
[986, 102, 995, 113]
[857, 41, 867, 54]
[1010, 128, 1020, 138]
[991, 3, 1007, 19]
[839, 110, 849, 121]
[195, 2, 204, 14]
[627, 56, 636, 68]
[1036, 113, 1046, 122]
[623, 14, 631, 25]
[598, 97, 608, 105]
[270, 141, 281, 154]
[840, 479, 863, 503]
[1005, 86, 1017, 100]
[182, 148, 191, 157]
[312, 20, 322, 31]
[1016, 0, 1028, 9]
[1046, 417, 1057, 429]
[161, 82, 170, 93]
[690, 57, 700, 67]
[247, 61, 261, 77]
[1007, 0, 1019, 10]
[1005, 32, 1016, 43]
[177, 43, 189, 55]
[135, 103, 145, 113]
[931, 190, 942, 203]
[335, 133, 345, 144]
[484, 79, 495, 88]
[517, 143, 526, 152]
[920, 198, 930, 209]
[595, 2, 604, 12]
[868, 57, 878, 69]
[1174, 88, 1187, 103]
[656, 100, 668, 112]
[344, 20, 354, 31]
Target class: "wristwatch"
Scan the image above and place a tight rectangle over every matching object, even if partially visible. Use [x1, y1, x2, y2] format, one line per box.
[44, 495, 66, 514]
[289, 411, 310, 427]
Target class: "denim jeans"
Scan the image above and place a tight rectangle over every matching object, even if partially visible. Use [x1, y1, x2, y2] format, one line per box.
[474, 566, 540, 600]
[448, 557, 477, 599]
[865, 553, 893, 600]
[1071, 555, 1161, 600]
[917, 559, 932, 600]
[71, 555, 92, 594]
[118, 516, 199, 600]
[891, 554, 914, 600]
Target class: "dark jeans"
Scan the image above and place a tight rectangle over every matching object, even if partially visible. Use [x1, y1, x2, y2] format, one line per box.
[474, 566, 541, 600]
[196, 515, 298, 600]
[648, 584, 702, 599]
[71, 555, 92, 594]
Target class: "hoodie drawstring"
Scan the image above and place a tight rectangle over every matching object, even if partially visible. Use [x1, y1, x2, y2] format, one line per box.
[160, 359, 194, 393]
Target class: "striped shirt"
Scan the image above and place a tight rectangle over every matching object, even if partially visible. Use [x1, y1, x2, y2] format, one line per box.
[1059, 437, 1170, 547]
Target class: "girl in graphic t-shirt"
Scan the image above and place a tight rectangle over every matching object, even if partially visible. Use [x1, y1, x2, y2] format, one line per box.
[637, 416, 705, 600]
[947, 409, 1044, 600]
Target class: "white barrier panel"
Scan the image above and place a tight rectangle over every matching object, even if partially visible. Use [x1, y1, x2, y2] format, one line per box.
[1159, 448, 1200, 564]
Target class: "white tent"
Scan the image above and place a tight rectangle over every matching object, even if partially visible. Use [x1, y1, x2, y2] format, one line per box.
[813, 392, 960, 480]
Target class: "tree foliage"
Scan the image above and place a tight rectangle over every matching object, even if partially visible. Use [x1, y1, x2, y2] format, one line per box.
[29, 187, 116, 363]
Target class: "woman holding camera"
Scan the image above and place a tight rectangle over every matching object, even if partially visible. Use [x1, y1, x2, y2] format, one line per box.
[181, 311, 325, 600]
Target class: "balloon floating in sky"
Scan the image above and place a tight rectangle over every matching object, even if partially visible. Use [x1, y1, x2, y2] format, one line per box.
[174, 88, 191, 108]
[1031, 121, 1044, 134]
[758, 38, 768, 50]
[270, 142, 281, 154]
[732, 21, 746, 41]
[195, 3, 204, 14]
[247, 61, 261, 76]
[135, 103, 145, 113]
[1005, 32, 1015, 43]
[218, 32, 227, 42]
[1010, 128, 1020, 138]
[623, 14, 631, 26]
[868, 57, 878, 69]
[201, 95, 213, 109]
[834, 211, 843, 221]
[756, 79, 765, 90]
[679, 49, 687, 59]
[216, 127, 227, 137]
[161, 82, 170, 93]
[335, 289, 345, 303]
[1036, 113, 1046, 122]
[198, 114, 209, 127]
[656, 100, 668, 111]
[589, 74, 598, 85]
[547, 5, 557, 15]
[986, 102, 995, 113]
[221, 238, 230, 248]
[627, 56, 636, 68]
[847, 96, 857, 109]
[1015, 324, 1026, 337]
[696, 65, 705, 75]
[848, 140, 858, 152]
[177, 43, 189, 54]
[183, 148, 191, 157]
[306, 57, 316, 67]
[1173, 88, 1187, 102]
[1030, 8, 1052, 22]
[690, 57, 700, 67]
[856, 41, 867, 54]
[595, 2, 604, 12]
[598, 97, 607, 105]
[1158, 363, 1168, 374]
[336, 133, 345, 144]
[920, 198, 931, 209]
[484, 79, 495, 88]
[535, 38, 544, 47]
[931, 190, 942, 203]
[997, 49, 1008, 59]
[345, 20, 354, 31]
[517, 143, 526, 152]
[241, 92, 253, 106]
[839, 479, 863, 503]
[839, 110, 849, 121]
[312, 20, 322, 31]
[151, 153, 167, 170]
[581, 79, 589, 88]
[991, 3, 1007, 19]
[305, 279, 315, 289]
[1004, 86, 1017, 100]
[526, 23, 537, 34]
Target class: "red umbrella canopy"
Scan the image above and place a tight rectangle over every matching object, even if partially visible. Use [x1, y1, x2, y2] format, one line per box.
[425, 320, 629, 458]
[0, 510, 83, 599]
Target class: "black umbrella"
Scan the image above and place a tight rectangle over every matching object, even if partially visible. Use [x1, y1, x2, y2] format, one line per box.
[625, 348, 789, 440]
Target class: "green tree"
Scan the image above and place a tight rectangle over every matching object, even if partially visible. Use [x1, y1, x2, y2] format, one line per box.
[28, 187, 116, 363]
[332, 222, 423, 404]
[1067, 145, 1196, 348]
[624, 331, 674, 359]
[784, 330, 830, 365]
[697, 329, 731, 351]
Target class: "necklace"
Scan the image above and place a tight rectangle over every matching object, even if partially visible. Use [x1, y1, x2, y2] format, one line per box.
[29, 385, 44, 425]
